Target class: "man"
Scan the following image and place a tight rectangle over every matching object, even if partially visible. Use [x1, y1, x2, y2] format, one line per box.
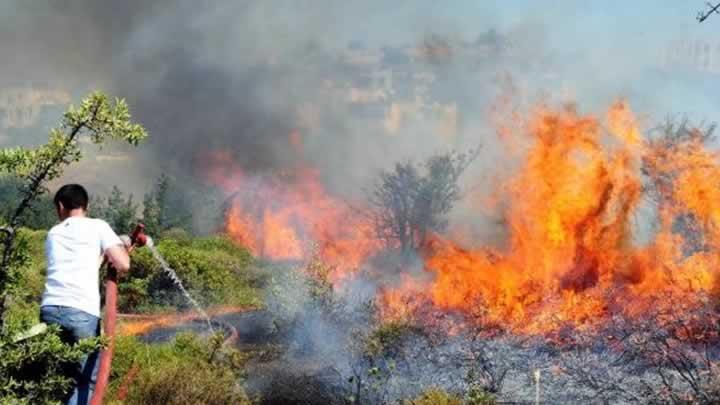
[40, 184, 131, 405]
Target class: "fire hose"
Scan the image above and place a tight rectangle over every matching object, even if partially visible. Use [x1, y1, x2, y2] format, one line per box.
[90, 224, 147, 405]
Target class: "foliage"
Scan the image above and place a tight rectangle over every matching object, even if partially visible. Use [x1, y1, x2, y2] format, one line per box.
[142, 174, 193, 236]
[369, 149, 478, 255]
[404, 388, 462, 405]
[0, 91, 147, 321]
[91, 186, 139, 234]
[0, 91, 147, 402]
[0, 325, 102, 404]
[465, 385, 497, 405]
[265, 248, 338, 335]
[122, 235, 265, 312]
[108, 333, 250, 405]
[363, 320, 421, 358]
[0, 176, 56, 230]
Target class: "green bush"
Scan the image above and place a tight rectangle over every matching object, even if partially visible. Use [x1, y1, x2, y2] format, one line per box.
[121, 235, 265, 313]
[465, 385, 497, 405]
[404, 388, 462, 405]
[364, 320, 422, 358]
[403, 387, 496, 405]
[108, 333, 250, 405]
[2, 229, 47, 332]
[0, 326, 102, 404]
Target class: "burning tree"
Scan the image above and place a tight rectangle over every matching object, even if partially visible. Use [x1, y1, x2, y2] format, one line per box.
[368, 149, 478, 256]
[642, 117, 717, 256]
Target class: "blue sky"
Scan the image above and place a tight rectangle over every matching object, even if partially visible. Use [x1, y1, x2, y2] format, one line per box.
[329, 1, 717, 48]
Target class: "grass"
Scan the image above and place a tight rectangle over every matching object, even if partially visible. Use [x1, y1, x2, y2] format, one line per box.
[121, 234, 267, 313]
[108, 333, 251, 404]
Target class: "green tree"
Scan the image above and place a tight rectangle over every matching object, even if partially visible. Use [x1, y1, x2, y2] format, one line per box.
[0, 176, 56, 230]
[142, 174, 193, 237]
[92, 186, 139, 234]
[0, 91, 146, 318]
[0, 91, 147, 402]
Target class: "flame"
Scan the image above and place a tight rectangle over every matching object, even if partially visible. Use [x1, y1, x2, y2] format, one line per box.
[383, 101, 719, 335]
[207, 101, 720, 337]
[118, 306, 247, 336]
[205, 149, 379, 281]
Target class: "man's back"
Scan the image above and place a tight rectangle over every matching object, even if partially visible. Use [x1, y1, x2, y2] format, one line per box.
[42, 217, 121, 317]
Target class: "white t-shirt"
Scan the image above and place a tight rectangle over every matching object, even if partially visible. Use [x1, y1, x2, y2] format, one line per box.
[41, 217, 123, 317]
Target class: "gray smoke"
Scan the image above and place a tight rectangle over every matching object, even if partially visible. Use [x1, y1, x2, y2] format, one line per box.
[1, 1, 718, 231]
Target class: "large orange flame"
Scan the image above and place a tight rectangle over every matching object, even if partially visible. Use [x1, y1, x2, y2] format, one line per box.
[208, 101, 720, 336]
[382, 101, 719, 335]
[205, 149, 379, 282]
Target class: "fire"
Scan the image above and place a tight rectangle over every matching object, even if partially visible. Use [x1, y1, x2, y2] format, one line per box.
[384, 101, 719, 335]
[207, 100, 720, 337]
[204, 150, 379, 281]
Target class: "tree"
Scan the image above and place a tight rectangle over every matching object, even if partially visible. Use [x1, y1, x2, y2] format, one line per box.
[142, 174, 193, 237]
[369, 149, 478, 256]
[92, 186, 139, 234]
[0, 176, 56, 230]
[641, 117, 717, 256]
[0, 91, 147, 322]
[0, 91, 146, 402]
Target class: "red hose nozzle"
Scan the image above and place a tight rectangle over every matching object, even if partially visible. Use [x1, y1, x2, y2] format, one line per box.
[130, 223, 147, 247]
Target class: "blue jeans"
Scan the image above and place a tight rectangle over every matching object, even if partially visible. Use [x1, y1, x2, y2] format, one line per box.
[40, 305, 100, 405]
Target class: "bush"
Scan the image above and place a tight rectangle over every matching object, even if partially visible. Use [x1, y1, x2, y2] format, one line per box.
[265, 251, 339, 336]
[404, 388, 462, 405]
[108, 333, 249, 405]
[364, 320, 422, 358]
[2, 229, 47, 332]
[0, 228, 104, 404]
[0, 326, 102, 404]
[121, 235, 265, 313]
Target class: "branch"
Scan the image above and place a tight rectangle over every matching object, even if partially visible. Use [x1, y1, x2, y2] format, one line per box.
[698, 2, 720, 22]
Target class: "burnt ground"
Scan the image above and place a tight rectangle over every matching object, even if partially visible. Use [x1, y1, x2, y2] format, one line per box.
[138, 309, 349, 404]
[135, 308, 720, 404]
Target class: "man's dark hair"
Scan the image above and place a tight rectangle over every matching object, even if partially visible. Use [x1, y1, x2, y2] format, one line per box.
[54, 184, 89, 210]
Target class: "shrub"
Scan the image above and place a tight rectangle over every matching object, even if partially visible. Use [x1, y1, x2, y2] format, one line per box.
[404, 388, 462, 405]
[465, 385, 497, 405]
[0, 326, 102, 404]
[108, 333, 249, 405]
[121, 235, 265, 313]
[123, 360, 249, 405]
[265, 250, 340, 336]
[364, 320, 422, 358]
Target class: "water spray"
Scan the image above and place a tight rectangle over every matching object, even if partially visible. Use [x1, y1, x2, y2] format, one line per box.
[144, 237, 215, 332]
[91, 224, 216, 404]
[91, 223, 147, 405]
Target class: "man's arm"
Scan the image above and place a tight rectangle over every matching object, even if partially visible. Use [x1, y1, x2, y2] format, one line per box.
[99, 221, 132, 274]
[105, 245, 130, 273]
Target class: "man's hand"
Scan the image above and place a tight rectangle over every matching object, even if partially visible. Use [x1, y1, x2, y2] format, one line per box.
[105, 244, 131, 275]
[119, 235, 134, 253]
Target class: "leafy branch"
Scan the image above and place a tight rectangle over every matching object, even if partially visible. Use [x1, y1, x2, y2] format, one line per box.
[0, 91, 147, 325]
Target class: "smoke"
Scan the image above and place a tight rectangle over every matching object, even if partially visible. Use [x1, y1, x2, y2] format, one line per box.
[2, 1, 716, 198]
[0, 1, 717, 241]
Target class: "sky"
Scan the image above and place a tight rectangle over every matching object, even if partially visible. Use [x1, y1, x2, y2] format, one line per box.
[321, 1, 716, 47]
